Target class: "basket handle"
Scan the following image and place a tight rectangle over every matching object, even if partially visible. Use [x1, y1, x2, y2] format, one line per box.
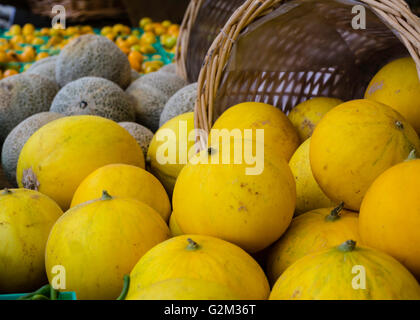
[176, 0, 204, 80]
[361, 0, 420, 77]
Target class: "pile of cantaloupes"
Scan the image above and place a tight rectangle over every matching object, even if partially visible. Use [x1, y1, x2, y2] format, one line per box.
[1, 26, 420, 301]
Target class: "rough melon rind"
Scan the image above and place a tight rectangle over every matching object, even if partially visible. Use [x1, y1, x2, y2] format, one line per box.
[131, 69, 140, 83]
[26, 56, 58, 83]
[50, 76, 135, 122]
[126, 82, 168, 132]
[55, 34, 131, 89]
[0, 73, 59, 144]
[138, 71, 187, 99]
[119, 122, 154, 158]
[159, 63, 176, 74]
[160, 82, 197, 127]
[126, 71, 188, 131]
[1, 112, 63, 185]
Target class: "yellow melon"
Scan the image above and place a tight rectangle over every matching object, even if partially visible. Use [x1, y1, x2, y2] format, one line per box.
[310, 99, 420, 211]
[147, 112, 195, 195]
[289, 138, 335, 215]
[45, 191, 170, 300]
[71, 164, 170, 222]
[127, 235, 270, 300]
[17, 115, 144, 209]
[365, 57, 420, 134]
[288, 97, 342, 141]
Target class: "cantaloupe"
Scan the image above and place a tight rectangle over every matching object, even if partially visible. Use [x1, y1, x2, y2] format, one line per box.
[119, 122, 154, 158]
[50, 77, 135, 122]
[160, 82, 197, 127]
[0, 73, 59, 144]
[56, 34, 131, 89]
[139, 71, 187, 98]
[126, 82, 168, 132]
[126, 71, 187, 131]
[1, 112, 63, 185]
[131, 69, 140, 83]
[159, 63, 176, 74]
[26, 56, 57, 83]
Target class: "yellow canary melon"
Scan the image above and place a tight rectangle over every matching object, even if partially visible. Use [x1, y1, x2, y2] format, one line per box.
[270, 240, 420, 300]
[17, 115, 145, 209]
[71, 164, 170, 222]
[172, 138, 296, 253]
[266, 204, 360, 284]
[147, 112, 195, 195]
[360, 156, 420, 279]
[0, 188, 62, 293]
[310, 99, 420, 211]
[211, 102, 300, 161]
[45, 191, 170, 300]
[127, 235, 270, 300]
[169, 213, 184, 237]
[289, 138, 335, 215]
[288, 97, 342, 141]
[126, 278, 242, 300]
[365, 57, 420, 134]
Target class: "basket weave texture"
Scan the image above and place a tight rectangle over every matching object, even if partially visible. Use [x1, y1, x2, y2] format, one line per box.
[176, 0, 246, 81]
[29, 0, 126, 22]
[194, 0, 420, 137]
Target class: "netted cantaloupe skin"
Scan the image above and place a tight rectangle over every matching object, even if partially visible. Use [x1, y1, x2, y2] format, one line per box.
[160, 82, 197, 127]
[126, 82, 167, 132]
[126, 71, 187, 132]
[130, 69, 140, 83]
[137, 71, 187, 99]
[26, 56, 58, 83]
[159, 63, 176, 74]
[0, 73, 59, 144]
[51, 77, 135, 122]
[1, 112, 64, 186]
[119, 122, 154, 158]
[55, 34, 131, 89]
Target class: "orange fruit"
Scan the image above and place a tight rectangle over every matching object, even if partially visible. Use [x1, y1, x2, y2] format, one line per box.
[167, 25, 180, 36]
[3, 69, 19, 78]
[128, 51, 143, 71]
[36, 52, 50, 61]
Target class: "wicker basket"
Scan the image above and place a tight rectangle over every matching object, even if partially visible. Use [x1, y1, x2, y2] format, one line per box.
[194, 0, 420, 142]
[29, 0, 127, 22]
[175, 0, 246, 81]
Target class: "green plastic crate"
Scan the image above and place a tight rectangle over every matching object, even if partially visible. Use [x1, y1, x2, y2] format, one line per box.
[0, 291, 77, 300]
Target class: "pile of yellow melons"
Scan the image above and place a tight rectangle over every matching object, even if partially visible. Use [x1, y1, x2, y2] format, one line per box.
[1, 55, 420, 300]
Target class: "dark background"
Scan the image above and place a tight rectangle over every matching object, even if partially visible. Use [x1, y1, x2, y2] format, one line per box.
[0, 0, 418, 28]
[0, 0, 190, 27]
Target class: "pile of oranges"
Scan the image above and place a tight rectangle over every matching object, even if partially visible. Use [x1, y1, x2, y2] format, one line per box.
[0, 18, 179, 79]
[101, 18, 180, 74]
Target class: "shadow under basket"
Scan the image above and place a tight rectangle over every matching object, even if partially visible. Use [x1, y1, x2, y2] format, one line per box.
[194, 0, 420, 134]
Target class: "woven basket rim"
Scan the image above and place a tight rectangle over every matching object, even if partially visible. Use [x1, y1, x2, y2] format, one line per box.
[194, 0, 420, 145]
[175, 0, 204, 80]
